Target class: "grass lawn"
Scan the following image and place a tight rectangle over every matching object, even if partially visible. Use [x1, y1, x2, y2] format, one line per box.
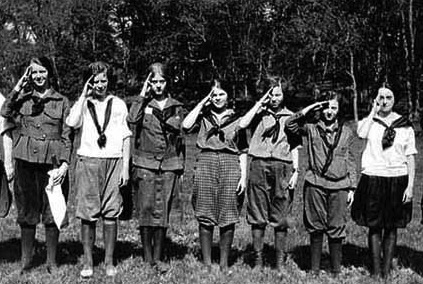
[1, 131, 423, 284]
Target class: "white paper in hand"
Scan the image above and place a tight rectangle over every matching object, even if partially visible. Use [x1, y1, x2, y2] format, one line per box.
[45, 169, 66, 230]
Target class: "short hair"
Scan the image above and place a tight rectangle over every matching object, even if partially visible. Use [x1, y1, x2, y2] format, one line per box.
[30, 56, 60, 91]
[316, 90, 348, 121]
[87, 61, 115, 90]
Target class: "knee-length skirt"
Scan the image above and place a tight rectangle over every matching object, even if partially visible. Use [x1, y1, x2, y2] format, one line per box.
[351, 174, 411, 229]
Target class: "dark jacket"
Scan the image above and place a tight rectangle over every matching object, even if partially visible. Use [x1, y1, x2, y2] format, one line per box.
[1, 89, 72, 165]
[285, 112, 357, 189]
[127, 96, 185, 171]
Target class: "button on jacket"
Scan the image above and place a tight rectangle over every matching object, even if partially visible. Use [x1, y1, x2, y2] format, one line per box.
[0, 89, 72, 165]
[127, 96, 185, 171]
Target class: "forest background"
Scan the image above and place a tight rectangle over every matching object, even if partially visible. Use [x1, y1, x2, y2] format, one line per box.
[1, 0, 423, 118]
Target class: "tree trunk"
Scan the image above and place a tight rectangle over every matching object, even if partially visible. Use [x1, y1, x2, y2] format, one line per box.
[349, 50, 359, 123]
[401, 8, 412, 117]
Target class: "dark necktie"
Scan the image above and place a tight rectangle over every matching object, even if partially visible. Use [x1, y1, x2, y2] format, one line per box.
[315, 123, 344, 176]
[87, 98, 113, 148]
[31, 96, 53, 116]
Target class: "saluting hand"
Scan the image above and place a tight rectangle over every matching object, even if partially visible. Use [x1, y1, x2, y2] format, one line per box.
[199, 88, 214, 108]
[257, 88, 272, 106]
[140, 72, 152, 98]
[13, 66, 32, 93]
[301, 101, 329, 116]
[81, 75, 94, 98]
[370, 97, 381, 117]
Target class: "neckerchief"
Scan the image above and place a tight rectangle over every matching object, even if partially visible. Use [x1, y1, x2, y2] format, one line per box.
[205, 111, 239, 142]
[30, 89, 55, 116]
[151, 106, 180, 146]
[261, 109, 291, 143]
[373, 116, 413, 149]
[315, 122, 343, 176]
[31, 96, 54, 116]
[87, 98, 113, 148]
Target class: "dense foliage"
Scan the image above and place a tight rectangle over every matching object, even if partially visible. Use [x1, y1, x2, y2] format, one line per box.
[1, 0, 422, 115]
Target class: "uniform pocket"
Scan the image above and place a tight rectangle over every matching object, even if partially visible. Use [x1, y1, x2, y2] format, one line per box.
[44, 107, 62, 120]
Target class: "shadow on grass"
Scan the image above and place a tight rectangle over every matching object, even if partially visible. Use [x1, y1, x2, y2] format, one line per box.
[290, 242, 423, 276]
[396, 244, 423, 276]
[240, 243, 282, 269]
[290, 243, 372, 272]
[0, 238, 143, 268]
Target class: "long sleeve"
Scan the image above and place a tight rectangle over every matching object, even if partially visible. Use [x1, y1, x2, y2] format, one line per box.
[65, 95, 86, 129]
[1, 89, 21, 118]
[59, 98, 73, 164]
[284, 111, 307, 150]
[127, 96, 147, 124]
[356, 115, 374, 139]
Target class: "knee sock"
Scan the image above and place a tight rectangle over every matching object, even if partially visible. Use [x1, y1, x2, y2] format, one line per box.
[219, 224, 235, 270]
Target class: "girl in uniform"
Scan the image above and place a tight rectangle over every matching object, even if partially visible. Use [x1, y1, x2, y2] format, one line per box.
[285, 92, 357, 276]
[182, 80, 248, 271]
[1, 57, 72, 273]
[238, 77, 299, 270]
[127, 63, 186, 270]
[66, 61, 131, 278]
[352, 87, 416, 278]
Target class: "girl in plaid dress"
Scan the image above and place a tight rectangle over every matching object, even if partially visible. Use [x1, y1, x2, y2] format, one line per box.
[182, 80, 248, 272]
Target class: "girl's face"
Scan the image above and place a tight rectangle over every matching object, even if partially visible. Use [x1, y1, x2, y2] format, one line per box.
[322, 99, 339, 123]
[268, 86, 284, 110]
[30, 63, 48, 88]
[377, 89, 394, 114]
[211, 88, 228, 109]
[92, 72, 108, 97]
[150, 73, 167, 96]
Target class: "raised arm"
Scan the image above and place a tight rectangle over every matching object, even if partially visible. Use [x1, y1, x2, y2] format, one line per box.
[285, 101, 326, 136]
[182, 89, 212, 130]
[66, 76, 92, 128]
[357, 99, 379, 139]
[1, 66, 32, 118]
[127, 73, 152, 124]
[238, 88, 271, 129]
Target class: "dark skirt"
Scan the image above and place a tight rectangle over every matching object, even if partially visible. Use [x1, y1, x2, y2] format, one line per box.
[351, 174, 411, 229]
[132, 167, 179, 227]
